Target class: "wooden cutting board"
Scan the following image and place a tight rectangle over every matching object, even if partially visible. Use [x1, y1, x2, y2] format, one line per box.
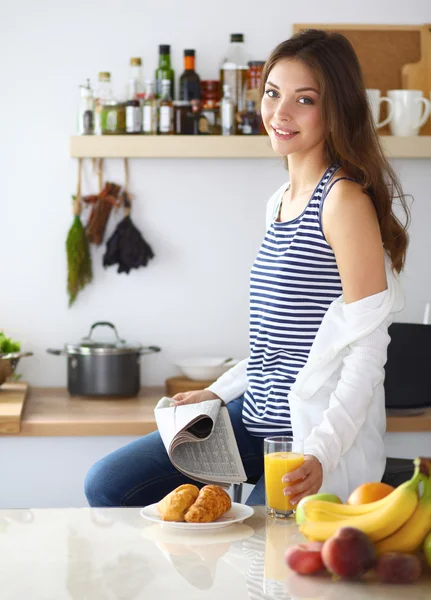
[293, 23, 430, 134]
[0, 382, 29, 433]
[402, 24, 431, 135]
[165, 376, 216, 397]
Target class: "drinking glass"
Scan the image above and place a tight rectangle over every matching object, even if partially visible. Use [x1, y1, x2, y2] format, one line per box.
[264, 436, 304, 518]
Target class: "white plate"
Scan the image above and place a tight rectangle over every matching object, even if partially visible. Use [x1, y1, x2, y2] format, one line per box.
[140, 502, 254, 530]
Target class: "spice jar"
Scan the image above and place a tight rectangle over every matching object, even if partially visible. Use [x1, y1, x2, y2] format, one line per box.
[247, 61, 265, 103]
[173, 101, 193, 134]
[201, 80, 221, 135]
[101, 102, 126, 134]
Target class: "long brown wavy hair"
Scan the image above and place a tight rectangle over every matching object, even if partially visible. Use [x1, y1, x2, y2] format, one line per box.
[260, 29, 410, 273]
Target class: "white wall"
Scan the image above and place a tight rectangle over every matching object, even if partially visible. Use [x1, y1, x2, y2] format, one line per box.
[2, 0, 431, 387]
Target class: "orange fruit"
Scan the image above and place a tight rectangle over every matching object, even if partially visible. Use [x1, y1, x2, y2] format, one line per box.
[347, 482, 395, 505]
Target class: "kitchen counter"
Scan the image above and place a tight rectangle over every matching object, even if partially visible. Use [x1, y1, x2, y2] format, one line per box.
[11, 386, 431, 436]
[0, 505, 430, 599]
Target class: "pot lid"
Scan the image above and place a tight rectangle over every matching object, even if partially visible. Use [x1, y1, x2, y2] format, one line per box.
[66, 322, 142, 355]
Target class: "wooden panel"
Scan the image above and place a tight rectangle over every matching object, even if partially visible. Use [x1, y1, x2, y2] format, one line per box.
[0, 382, 29, 433]
[5, 386, 431, 437]
[293, 24, 431, 135]
[165, 376, 216, 396]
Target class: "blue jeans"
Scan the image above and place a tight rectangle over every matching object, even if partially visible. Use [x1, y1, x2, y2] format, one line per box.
[84, 396, 266, 507]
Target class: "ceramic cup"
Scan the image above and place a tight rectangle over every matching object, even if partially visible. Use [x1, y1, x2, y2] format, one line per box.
[387, 90, 431, 136]
[366, 89, 394, 129]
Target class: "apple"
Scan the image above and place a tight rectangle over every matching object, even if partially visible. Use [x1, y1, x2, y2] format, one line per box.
[295, 493, 342, 525]
[285, 541, 325, 575]
[424, 531, 431, 569]
[321, 527, 376, 578]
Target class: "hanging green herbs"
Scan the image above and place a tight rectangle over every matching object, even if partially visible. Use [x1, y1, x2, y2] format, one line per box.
[66, 159, 93, 306]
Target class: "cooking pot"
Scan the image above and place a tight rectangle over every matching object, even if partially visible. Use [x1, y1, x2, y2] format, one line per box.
[47, 321, 161, 397]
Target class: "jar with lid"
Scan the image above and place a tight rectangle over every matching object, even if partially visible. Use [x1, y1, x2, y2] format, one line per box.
[201, 80, 221, 135]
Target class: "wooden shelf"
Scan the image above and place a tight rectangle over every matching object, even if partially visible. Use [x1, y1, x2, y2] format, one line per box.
[70, 135, 431, 159]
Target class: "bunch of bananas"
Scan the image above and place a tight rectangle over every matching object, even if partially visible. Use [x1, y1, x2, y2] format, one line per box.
[299, 457, 431, 554]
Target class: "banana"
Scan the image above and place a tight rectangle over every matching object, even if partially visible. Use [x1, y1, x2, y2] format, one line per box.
[375, 474, 431, 555]
[299, 460, 423, 543]
[301, 457, 422, 519]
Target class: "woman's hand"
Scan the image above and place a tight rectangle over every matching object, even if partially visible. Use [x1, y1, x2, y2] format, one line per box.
[171, 389, 220, 406]
[282, 455, 323, 506]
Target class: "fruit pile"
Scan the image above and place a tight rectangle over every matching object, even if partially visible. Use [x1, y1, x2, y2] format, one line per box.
[285, 456, 431, 584]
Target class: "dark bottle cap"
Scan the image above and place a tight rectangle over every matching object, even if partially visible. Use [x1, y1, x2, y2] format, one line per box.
[246, 100, 256, 111]
[184, 49, 195, 57]
[230, 33, 244, 43]
[248, 60, 265, 67]
[159, 45, 171, 54]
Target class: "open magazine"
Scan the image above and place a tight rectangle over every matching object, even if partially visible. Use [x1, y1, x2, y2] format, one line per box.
[154, 397, 247, 487]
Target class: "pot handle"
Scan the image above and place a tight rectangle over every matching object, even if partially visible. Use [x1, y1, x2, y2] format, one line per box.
[46, 348, 66, 356]
[139, 346, 161, 355]
[83, 322, 125, 344]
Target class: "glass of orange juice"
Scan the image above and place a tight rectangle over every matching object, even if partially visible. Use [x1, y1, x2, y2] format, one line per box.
[264, 436, 304, 518]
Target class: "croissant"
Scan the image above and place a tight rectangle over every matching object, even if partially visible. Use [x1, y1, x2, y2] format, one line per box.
[184, 485, 231, 523]
[157, 484, 200, 522]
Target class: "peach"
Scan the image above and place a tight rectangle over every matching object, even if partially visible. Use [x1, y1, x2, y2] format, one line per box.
[376, 552, 422, 584]
[321, 527, 376, 578]
[285, 541, 325, 575]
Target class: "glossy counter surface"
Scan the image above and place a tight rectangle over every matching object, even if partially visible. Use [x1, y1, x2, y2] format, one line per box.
[0, 506, 429, 599]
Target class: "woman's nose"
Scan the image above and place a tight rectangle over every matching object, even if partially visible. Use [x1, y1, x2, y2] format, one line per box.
[275, 98, 293, 121]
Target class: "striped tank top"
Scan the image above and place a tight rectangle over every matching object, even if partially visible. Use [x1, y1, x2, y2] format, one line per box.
[242, 164, 351, 437]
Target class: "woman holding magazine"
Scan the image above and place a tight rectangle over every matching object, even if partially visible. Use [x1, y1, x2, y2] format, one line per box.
[85, 29, 409, 508]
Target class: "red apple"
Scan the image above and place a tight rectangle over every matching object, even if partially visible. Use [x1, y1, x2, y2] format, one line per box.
[321, 527, 376, 578]
[285, 541, 325, 575]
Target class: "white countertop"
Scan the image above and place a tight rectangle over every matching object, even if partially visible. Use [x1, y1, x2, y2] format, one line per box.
[0, 506, 430, 599]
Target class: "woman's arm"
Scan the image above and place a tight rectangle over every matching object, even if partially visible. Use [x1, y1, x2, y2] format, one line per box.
[206, 357, 249, 403]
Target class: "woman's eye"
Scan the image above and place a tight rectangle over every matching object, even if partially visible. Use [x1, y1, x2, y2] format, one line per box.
[265, 89, 279, 98]
[298, 97, 313, 105]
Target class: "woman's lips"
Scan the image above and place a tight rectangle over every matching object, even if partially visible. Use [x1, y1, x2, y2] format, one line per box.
[272, 126, 299, 140]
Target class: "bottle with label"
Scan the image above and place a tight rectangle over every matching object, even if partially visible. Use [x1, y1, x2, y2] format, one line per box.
[158, 79, 174, 134]
[179, 49, 201, 102]
[155, 45, 175, 99]
[189, 101, 209, 135]
[239, 100, 259, 135]
[77, 79, 94, 135]
[142, 80, 158, 135]
[220, 33, 249, 116]
[126, 79, 142, 134]
[94, 72, 114, 135]
[201, 80, 221, 134]
[128, 57, 145, 103]
[220, 84, 235, 135]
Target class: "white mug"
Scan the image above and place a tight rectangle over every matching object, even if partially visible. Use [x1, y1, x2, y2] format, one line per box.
[387, 90, 431, 136]
[366, 89, 394, 128]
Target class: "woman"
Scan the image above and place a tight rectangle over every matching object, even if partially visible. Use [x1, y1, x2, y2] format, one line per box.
[85, 29, 409, 508]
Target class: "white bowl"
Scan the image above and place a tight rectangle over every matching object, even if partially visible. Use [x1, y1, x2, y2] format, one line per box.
[174, 357, 239, 381]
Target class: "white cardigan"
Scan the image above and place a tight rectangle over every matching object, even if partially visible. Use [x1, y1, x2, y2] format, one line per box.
[207, 182, 404, 501]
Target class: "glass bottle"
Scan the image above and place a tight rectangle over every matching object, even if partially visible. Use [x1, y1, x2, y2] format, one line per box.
[189, 101, 209, 135]
[220, 33, 249, 115]
[158, 79, 174, 134]
[155, 45, 175, 99]
[239, 100, 259, 135]
[179, 49, 201, 102]
[201, 80, 221, 135]
[126, 79, 142, 134]
[142, 80, 158, 135]
[128, 57, 145, 103]
[77, 79, 94, 135]
[94, 72, 114, 135]
[220, 84, 235, 135]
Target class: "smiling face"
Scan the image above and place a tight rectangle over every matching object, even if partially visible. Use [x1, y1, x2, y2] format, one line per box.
[261, 58, 325, 157]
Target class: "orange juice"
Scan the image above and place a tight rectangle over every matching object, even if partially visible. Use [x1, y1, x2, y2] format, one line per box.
[264, 451, 304, 512]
